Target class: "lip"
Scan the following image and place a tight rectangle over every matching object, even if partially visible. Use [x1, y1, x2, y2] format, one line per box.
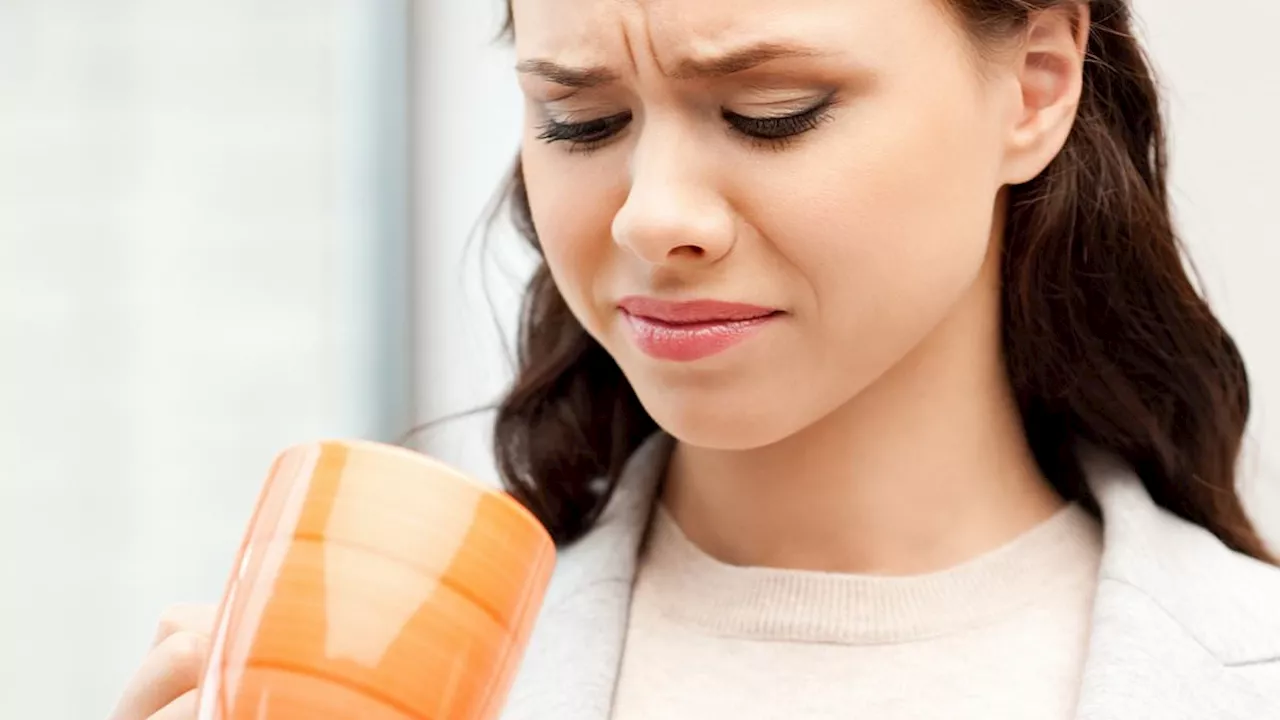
[617, 296, 781, 362]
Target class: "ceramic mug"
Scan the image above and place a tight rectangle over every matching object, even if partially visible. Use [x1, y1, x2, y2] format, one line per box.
[194, 440, 556, 720]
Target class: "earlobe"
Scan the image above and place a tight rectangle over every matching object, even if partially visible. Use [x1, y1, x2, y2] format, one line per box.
[1001, 3, 1091, 185]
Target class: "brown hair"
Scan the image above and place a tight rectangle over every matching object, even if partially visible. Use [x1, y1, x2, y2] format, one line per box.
[488, 0, 1275, 561]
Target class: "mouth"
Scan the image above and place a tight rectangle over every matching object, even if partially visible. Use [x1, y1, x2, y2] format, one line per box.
[617, 296, 782, 362]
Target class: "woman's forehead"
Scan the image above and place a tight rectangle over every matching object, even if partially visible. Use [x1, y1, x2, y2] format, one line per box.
[509, 0, 944, 74]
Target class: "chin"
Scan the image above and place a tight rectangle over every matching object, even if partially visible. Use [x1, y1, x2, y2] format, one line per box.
[632, 386, 801, 451]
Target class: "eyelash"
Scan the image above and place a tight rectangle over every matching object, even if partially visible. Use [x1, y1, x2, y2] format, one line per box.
[536, 96, 836, 154]
[536, 113, 633, 153]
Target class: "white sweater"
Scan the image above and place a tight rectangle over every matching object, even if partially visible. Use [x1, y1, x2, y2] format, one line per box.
[610, 501, 1103, 719]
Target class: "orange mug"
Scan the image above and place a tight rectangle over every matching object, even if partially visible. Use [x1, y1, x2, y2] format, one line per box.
[194, 440, 556, 720]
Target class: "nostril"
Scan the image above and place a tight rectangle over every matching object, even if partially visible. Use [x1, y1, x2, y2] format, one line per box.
[671, 245, 705, 258]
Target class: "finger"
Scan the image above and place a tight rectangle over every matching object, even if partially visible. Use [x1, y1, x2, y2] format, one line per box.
[147, 689, 197, 720]
[109, 632, 207, 720]
[151, 604, 217, 649]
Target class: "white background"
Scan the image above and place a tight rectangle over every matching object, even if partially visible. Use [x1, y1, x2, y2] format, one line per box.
[0, 1, 412, 717]
[0, 1, 1276, 718]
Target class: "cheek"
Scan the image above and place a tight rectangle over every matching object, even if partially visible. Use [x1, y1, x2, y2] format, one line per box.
[737, 74, 1003, 361]
[520, 142, 625, 336]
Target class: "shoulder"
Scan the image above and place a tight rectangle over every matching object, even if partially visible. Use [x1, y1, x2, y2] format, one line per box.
[1085, 450, 1280, 669]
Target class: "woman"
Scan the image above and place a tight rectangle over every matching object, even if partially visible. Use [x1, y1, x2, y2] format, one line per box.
[111, 0, 1280, 718]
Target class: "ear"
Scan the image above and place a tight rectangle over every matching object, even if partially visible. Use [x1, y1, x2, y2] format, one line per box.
[1000, 3, 1090, 185]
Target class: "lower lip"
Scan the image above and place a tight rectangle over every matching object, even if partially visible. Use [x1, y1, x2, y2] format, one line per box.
[622, 312, 778, 362]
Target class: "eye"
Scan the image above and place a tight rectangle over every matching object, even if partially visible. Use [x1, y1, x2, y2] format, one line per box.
[724, 95, 836, 147]
[536, 112, 632, 153]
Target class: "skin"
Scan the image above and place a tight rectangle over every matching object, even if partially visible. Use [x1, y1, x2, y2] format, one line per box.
[514, 0, 1091, 575]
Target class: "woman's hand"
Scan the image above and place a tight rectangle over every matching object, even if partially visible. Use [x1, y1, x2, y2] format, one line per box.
[107, 604, 216, 720]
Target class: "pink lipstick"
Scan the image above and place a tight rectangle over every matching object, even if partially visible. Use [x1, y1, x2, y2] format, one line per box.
[617, 297, 780, 362]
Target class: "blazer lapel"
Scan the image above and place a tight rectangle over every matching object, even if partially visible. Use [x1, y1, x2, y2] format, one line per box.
[499, 435, 671, 720]
[1074, 451, 1280, 719]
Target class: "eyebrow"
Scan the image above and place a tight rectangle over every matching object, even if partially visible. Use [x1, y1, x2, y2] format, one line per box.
[516, 41, 828, 88]
[514, 59, 619, 89]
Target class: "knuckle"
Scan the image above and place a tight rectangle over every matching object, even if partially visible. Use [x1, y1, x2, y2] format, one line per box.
[159, 630, 208, 679]
[154, 603, 215, 640]
[155, 604, 190, 635]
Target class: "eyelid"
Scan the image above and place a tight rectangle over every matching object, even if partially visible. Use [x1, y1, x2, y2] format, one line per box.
[535, 111, 633, 152]
[540, 104, 617, 122]
[532, 91, 838, 153]
[723, 93, 837, 145]
[728, 91, 837, 117]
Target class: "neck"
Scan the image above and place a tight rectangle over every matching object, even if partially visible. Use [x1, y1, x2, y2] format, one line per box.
[661, 243, 1064, 576]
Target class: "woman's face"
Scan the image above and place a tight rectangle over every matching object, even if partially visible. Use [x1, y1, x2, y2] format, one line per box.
[514, 0, 1022, 450]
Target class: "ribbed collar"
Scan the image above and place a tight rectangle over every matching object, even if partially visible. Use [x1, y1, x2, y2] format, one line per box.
[635, 500, 1103, 644]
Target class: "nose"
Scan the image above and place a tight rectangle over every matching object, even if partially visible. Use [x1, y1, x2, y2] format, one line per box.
[610, 126, 736, 267]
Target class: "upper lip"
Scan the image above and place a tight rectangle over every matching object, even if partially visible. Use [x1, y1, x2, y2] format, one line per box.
[617, 296, 780, 324]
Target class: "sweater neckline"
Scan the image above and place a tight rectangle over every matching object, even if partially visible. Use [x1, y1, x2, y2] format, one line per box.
[635, 501, 1103, 645]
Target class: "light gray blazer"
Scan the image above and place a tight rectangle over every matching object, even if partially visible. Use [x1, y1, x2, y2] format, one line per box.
[500, 434, 1280, 720]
